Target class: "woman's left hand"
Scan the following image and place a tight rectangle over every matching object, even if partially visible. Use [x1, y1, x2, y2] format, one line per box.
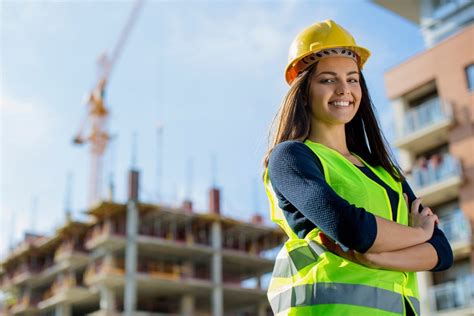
[319, 233, 380, 268]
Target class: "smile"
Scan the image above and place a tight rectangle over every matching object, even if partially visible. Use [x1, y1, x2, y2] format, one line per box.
[329, 101, 353, 107]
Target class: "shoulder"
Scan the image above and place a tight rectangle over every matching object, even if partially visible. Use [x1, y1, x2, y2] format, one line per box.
[269, 140, 322, 174]
[270, 140, 315, 162]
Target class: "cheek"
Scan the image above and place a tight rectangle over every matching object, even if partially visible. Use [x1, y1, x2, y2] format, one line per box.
[310, 86, 331, 105]
[354, 85, 362, 100]
[309, 92, 328, 116]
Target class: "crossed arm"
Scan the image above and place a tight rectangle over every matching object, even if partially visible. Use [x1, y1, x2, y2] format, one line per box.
[322, 182, 453, 271]
[322, 185, 452, 272]
[321, 219, 441, 272]
[268, 141, 453, 272]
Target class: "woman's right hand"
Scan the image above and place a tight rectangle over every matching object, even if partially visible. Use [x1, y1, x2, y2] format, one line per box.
[403, 193, 439, 240]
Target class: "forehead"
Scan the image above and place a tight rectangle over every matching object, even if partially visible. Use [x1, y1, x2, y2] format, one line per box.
[315, 57, 359, 74]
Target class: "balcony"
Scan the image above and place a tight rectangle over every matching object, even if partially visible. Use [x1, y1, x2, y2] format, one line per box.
[137, 236, 212, 261]
[438, 209, 471, 258]
[407, 153, 462, 206]
[430, 275, 474, 315]
[0, 274, 13, 290]
[84, 257, 212, 292]
[11, 263, 35, 285]
[54, 241, 89, 268]
[8, 294, 40, 315]
[7, 256, 65, 290]
[395, 98, 454, 154]
[37, 274, 94, 311]
[84, 257, 124, 287]
[85, 221, 126, 251]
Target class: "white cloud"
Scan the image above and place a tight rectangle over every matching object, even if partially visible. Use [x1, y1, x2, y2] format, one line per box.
[157, 2, 314, 69]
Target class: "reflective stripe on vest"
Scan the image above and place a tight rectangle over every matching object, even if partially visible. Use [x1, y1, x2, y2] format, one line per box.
[270, 283, 406, 314]
[265, 140, 420, 315]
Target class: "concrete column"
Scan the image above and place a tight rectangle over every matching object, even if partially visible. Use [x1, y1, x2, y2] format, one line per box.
[417, 271, 433, 316]
[211, 221, 223, 316]
[392, 97, 406, 143]
[99, 285, 116, 311]
[124, 169, 139, 316]
[257, 301, 268, 316]
[55, 303, 72, 316]
[180, 294, 195, 316]
[124, 199, 138, 316]
[399, 149, 414, 173]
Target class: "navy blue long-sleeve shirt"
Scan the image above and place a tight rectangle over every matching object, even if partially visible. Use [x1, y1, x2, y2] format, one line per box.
[268, 140, 453, 272]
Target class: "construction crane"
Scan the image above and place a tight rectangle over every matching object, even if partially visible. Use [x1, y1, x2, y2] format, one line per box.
[73, 0, 144, 206]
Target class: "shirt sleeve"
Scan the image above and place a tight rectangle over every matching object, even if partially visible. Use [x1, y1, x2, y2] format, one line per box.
[402, 181, 454, 272]
[268, 141, 377, 253]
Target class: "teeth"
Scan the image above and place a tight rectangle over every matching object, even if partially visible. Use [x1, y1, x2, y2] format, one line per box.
[330, 101, 351, 107]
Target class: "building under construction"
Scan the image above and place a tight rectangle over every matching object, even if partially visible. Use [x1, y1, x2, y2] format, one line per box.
[0, 171, 286, 316]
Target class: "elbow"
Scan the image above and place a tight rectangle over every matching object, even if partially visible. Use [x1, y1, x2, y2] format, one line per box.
[430, 241, 454, 272]
[440, 246, 454, 271]
[446, 250, 454, 270]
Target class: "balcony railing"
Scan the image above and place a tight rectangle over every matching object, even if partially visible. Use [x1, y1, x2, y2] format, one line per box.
[84, 257, 212, 285]
[439, 209, 471, 245]
[430, 275, 474, 312]
[409, 153, 462, 190]
[400, 97, 452, 137]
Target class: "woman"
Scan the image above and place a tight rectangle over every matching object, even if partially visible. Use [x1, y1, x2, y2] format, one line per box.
[263, 20, 453, 316]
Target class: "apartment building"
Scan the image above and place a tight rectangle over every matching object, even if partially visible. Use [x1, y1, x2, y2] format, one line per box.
[0, 183, 285, 316]
[374, 1, 474, 315]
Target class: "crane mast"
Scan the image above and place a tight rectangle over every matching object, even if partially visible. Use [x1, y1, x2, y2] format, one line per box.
[73, 0, 144, 206]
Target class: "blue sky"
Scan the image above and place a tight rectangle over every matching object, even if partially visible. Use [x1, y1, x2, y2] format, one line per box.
[0, 0, 425, 258]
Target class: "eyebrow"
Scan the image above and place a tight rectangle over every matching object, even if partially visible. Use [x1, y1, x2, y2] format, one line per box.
[315, 71, 360, 77]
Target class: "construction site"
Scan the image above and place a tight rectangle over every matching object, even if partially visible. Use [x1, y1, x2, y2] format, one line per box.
[0, 180, 285, 315]
[0, 1, 285, 315]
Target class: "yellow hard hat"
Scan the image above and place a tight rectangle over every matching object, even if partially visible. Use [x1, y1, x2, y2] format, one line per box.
[285, 19, 371, 85]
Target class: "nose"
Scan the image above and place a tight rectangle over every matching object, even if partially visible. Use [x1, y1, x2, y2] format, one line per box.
[335, 82, 350, 95]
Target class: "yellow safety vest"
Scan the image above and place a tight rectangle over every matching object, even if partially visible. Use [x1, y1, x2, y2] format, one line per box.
[264, 140, 420, 315]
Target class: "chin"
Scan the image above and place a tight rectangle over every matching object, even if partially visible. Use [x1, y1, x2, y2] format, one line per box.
[329, 114, 357, 125]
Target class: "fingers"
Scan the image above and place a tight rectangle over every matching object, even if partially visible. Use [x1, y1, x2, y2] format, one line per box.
[419, 207, 439, 226]
[421, 207, 433, 216]
[412, 198, 422, 214]
[403, 193, 408, 208]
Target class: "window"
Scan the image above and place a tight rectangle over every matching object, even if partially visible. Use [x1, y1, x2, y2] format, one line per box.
[432, 0, 454, 10]
[465, 63, 474, 91]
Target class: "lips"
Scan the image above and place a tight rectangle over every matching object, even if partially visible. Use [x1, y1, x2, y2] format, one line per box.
[329, 99, 353, 103]
[329, 100, 353, 107]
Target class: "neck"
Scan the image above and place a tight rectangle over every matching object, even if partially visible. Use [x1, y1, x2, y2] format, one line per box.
[308, 121, 350, 155]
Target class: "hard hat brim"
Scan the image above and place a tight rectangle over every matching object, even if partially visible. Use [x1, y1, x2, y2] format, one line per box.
[285, 45, 371, 85]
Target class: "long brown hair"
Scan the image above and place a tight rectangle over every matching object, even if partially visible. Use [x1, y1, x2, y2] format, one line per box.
[262, 62, 405, 182]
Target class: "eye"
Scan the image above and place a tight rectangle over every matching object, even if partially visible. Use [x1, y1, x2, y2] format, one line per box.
[320, 79, 335, 83]
[349, 78, 359, 83]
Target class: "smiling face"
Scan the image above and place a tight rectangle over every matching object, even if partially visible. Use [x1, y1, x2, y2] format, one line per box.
[308, 56, 362, 126]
